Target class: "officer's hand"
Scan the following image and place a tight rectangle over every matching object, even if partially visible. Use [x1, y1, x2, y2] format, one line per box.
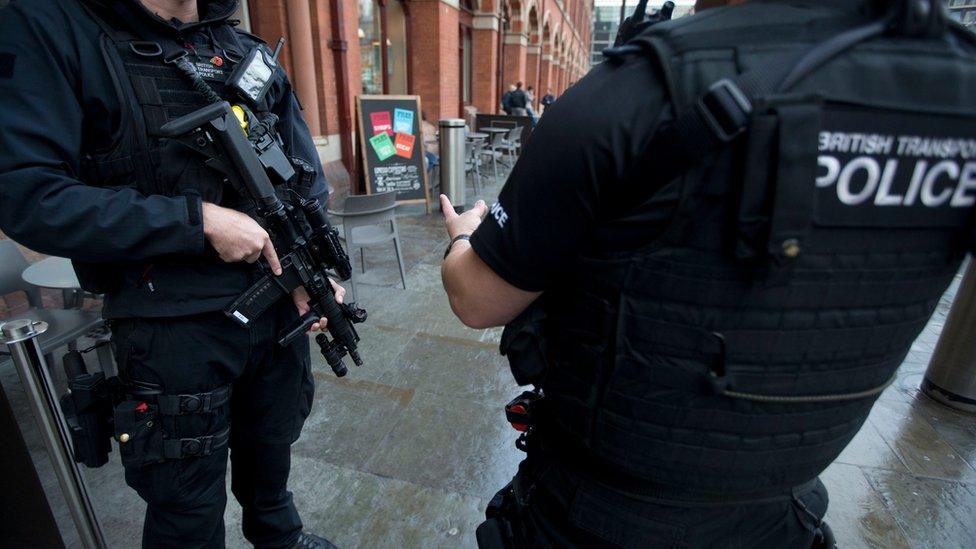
[291, 280, 345, 333]
[202, 203, 282, 275]
[440, 195, 488, 240]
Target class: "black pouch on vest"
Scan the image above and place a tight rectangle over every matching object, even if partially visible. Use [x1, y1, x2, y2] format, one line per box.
[500, 303, 549, 386]
[113, 400, 165, 468]
[734, 94, 823, 279]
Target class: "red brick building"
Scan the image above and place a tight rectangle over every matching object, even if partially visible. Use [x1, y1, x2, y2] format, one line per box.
[239, 0, 591, 186]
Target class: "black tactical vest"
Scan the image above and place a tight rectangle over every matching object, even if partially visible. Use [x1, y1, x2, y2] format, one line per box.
[534, 2, 976, 498]
[72, 2, 288, 312]
[80, 3, 283, 203]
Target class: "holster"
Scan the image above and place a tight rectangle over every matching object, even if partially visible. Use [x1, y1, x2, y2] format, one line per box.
[113, 384, 232, 468]
[500, 302, 549, 386]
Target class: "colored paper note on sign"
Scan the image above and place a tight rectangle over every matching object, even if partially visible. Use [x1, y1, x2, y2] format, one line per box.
[394, 132, 416, 159]
[370, 132, 396, 161]
[393, 108, 415, 135]
[370, 111, 393, 135]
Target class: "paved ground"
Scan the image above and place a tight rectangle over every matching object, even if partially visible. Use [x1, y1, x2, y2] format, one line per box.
[3, 168, 976, 548]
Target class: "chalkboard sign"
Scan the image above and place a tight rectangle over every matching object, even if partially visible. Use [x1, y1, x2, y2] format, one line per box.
[356, 95, 430, 212]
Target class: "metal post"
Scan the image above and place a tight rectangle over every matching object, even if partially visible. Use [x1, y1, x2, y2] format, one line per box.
[439, 118, 467, 213]
[0, 319, 107, 548]
[923, 261, 976, 413]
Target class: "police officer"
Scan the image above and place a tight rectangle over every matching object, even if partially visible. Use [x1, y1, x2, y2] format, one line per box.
[441, 0, 976, 546]
[0, 1, 339, 547]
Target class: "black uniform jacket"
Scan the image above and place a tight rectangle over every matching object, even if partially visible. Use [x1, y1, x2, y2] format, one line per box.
[0, 0, 327, 318]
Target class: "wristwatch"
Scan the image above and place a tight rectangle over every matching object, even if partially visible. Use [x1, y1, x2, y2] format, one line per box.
[444, 234, 472, 259]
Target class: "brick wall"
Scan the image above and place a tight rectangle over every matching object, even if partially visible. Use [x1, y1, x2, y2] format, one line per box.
[472, 27, 499, 114]
[245, 0, 593, 175]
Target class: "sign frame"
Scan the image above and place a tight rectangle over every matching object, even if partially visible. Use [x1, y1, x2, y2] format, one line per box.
[355, 94, 431, 213]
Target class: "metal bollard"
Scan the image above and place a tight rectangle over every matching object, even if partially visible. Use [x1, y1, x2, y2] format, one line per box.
[439, 118, 467, 213]
[1, 319, 107, 548]
[922, 261, 976, 413]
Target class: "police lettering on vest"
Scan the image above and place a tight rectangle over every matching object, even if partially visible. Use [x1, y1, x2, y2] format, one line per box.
[815, 109, 976, 227]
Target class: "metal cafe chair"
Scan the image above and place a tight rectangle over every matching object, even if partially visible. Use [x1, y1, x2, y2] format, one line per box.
[500, 125, 524, 164]
[0, 240, 105, 369]
[483, 130, 506, 176]
[328, 191, 406, 303]
[464, 140, 484, 195]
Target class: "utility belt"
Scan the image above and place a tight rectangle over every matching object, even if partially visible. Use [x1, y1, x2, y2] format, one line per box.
[59, 349, 232, 469]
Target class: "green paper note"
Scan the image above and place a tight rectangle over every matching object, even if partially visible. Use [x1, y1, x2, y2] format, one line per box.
[369, 132, 396, 161]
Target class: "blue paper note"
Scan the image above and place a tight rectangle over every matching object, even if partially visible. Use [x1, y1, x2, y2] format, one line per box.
[393, 108, 415, 135]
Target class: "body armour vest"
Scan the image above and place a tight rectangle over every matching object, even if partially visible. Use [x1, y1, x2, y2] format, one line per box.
[534, 2, 976, 498]
[73, 2, 289, 315]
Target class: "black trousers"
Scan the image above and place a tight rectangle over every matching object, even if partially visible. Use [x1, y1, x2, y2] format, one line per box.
[478, 454, 830, 549]
[111, 301, 315, 548]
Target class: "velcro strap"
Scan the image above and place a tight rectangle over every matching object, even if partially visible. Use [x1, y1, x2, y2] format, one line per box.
[162, 426, 230, 459]
[155, 385, 231, 416]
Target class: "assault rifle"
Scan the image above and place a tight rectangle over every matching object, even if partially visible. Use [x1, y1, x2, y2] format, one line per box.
[160, 101, 365, 377]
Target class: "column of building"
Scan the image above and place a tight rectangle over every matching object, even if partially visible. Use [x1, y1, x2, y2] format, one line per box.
[471, 10, 500, 114]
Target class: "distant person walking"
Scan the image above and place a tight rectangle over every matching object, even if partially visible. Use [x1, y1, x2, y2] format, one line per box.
[501, 85, 515, 114]
[540, 88, 556, 113]
[510, 81, 529, 116]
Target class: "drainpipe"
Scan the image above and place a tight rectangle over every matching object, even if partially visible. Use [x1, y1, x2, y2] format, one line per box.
[286, 0, 322, 135]
[329, 0, 357, 185]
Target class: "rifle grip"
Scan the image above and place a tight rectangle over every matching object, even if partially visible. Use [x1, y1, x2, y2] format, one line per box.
[278, 312, 318, 347]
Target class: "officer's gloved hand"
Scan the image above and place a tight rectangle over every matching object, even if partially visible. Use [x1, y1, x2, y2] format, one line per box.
[202, 202, 282, 274]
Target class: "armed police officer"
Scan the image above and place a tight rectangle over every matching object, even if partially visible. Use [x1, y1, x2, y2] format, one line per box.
[441, 0, 976, 546]
[0, 1, 342, 547]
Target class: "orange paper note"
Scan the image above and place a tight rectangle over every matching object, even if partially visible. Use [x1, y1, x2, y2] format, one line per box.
[394, 132, 416, 159]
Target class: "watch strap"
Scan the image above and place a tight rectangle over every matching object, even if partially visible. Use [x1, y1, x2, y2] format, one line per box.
[444, 234, 472, 259]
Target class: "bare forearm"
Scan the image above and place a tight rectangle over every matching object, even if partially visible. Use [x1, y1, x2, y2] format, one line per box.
[442, 241, 539, 329]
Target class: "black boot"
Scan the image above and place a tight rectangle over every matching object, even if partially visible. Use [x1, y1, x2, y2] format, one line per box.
[292, 532, 338, 549]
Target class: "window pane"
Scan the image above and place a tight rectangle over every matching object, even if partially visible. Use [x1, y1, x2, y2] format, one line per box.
[358, 0, 383, 94]
[387, 1, 409, 94]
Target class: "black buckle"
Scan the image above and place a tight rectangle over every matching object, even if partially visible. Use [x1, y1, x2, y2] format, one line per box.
[697, 79, 753, 143]
[179, 394, 206, 414]
[129, 41, 163, 58]
[181, 436, 208, 457]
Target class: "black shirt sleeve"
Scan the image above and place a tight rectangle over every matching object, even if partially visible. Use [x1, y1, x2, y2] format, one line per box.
[0, 3, 205, 262]
[271, 72, 329, 205]
[469, 54, 670, 292]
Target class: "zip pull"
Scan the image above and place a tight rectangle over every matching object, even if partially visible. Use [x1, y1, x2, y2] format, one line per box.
[137, 264, 156, 293]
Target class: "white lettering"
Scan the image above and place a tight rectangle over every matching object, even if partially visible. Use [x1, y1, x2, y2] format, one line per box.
[951, 162, 976, 207]
[874, 159, 903, 206]
[837, 157, 880, 205]
[489, 202, 509, 228]
[818, 132, 830, 152]
[921, 160, 959, 207]
[903, 160, 927, 206]
[816, 156, 841, 188]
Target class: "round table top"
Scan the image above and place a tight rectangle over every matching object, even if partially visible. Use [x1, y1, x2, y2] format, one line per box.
[466, 132, 488, 139]
[22, 256, 81, 290]
[482, 127, 510, 133]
